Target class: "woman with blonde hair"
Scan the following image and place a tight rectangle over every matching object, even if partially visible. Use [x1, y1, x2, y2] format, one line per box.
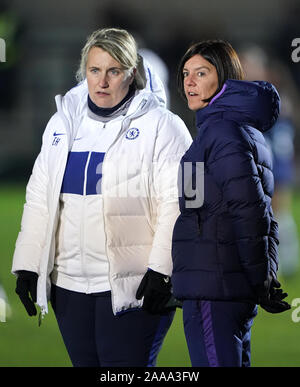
[12, 28, 192, 367]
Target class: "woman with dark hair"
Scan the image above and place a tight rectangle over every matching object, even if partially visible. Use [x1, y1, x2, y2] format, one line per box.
[172, 40, 290, 367]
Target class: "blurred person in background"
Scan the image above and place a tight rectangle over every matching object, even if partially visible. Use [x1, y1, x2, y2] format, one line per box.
[0, 0, 22, 112]
[11, 27, 192, 367]
[0, 0, 17, 323]
[0, 279, 11, 322]
[240, 45, 299, 278]
[138, 46, 171, 109]
[172, 39, 290, 367]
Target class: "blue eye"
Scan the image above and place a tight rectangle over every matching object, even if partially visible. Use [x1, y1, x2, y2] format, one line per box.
[110, 69, 120, 76]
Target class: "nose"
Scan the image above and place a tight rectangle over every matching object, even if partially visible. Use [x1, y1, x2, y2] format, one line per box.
[184, 73, 196, 87]
[98, 73, 109, 88]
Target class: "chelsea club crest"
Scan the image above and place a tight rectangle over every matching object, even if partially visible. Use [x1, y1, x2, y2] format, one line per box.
[125, 128, 140, 140]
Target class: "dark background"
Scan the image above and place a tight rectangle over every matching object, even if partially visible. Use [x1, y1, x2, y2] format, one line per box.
[0, 0, 300, 185]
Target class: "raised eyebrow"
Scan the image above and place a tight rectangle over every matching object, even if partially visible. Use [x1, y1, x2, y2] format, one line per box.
[87, 66, 123, 71]
[108, 67, 124, 72]
[88, 66, 100, 71]
[183, 66, 210, 72]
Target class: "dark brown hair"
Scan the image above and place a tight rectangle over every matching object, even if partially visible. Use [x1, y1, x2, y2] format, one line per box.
[177, 39, 244, 102]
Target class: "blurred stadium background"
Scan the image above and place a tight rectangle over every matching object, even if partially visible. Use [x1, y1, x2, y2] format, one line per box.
[1, 0, 300, 367]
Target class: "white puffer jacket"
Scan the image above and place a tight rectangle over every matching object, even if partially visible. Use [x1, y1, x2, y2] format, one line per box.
[12, 62, 192, 316]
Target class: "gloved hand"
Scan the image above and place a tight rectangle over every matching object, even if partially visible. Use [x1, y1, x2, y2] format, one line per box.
[15, 270, 38, 316]
[259, 277, 291, 314]
[136, 269, 174, 314]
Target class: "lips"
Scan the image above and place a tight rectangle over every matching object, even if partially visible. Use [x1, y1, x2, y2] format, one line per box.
[96, 91, 109, 96]
[187, 91, 198, 96]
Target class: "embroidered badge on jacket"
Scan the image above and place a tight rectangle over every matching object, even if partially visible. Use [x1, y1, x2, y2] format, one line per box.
[125, 128, 140, 140]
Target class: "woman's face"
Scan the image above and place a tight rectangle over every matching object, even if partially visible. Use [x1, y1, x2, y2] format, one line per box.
[86, 46, 134, 108]
[183, 54, 219, 111]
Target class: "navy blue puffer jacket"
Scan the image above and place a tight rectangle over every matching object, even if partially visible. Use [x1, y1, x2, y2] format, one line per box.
[172, 79, 280, 303]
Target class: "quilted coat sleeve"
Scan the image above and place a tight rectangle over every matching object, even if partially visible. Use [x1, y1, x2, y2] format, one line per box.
[11, 114, 59, 275]
[148, 112, 192, 276]
[268, 211, 279, 278]
[208, 120, 278, 292]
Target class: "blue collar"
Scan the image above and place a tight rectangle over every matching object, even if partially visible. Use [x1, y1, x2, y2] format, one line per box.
[87, 84, 136, 117]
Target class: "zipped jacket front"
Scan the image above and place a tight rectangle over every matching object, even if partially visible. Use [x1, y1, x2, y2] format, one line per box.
[12, 72, 192, 316]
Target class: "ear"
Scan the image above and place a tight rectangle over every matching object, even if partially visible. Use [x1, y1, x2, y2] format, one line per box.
[129, 67, 137, 84]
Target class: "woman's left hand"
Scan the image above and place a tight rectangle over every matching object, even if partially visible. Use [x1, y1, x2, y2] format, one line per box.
[136, 269, 173, 314]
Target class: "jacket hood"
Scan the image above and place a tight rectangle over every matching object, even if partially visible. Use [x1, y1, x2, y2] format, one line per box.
[196, 79, 280, 133]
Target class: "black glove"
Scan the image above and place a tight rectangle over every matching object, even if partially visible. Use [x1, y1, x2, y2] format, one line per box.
[15, 270, 38, 316]
[136, 269, 174, 314]
[259, 278, 291, 314]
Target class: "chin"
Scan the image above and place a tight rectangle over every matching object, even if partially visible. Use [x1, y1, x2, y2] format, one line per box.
[94, 98, 113, 108]
[188, 103, 202, 111]
[190, 102, 208, 111]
